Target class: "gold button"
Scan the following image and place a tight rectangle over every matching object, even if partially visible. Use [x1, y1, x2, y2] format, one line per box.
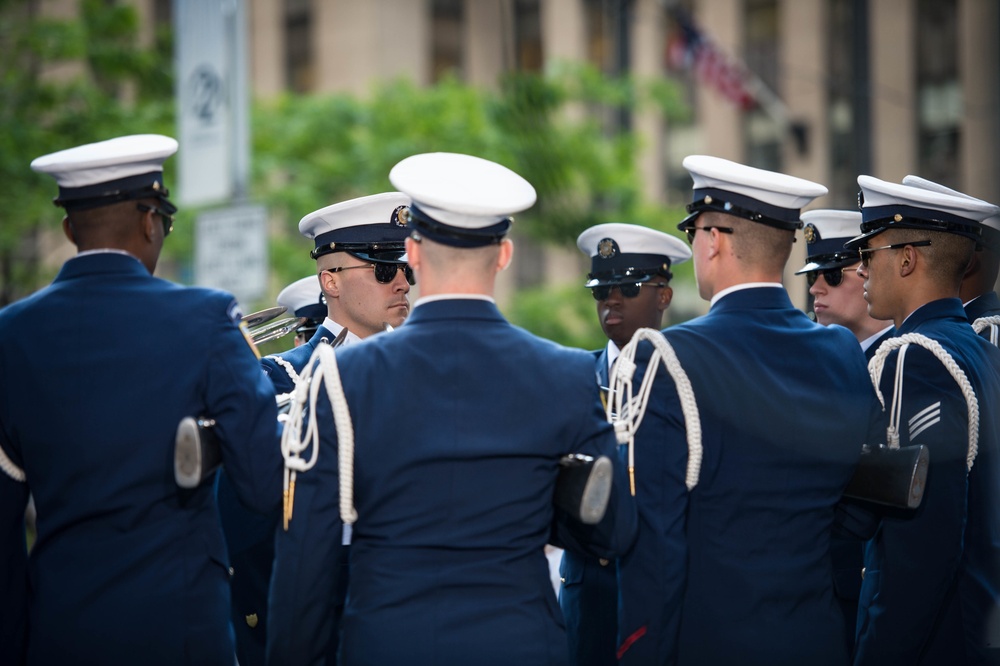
[559, 577, 566, 583]
[245, 613, 258, 628]
[599, 558, 609, 566]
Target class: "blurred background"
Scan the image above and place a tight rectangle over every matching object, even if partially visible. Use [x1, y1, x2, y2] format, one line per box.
[1, 0, 997, 353]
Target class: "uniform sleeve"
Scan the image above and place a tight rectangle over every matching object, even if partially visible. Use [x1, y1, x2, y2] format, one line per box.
[267, 392, 344, 666]
[612, 341, 689, 665]
[204, 299, 283, 515]
[550, 361, 637, 561]
[0, 467, 29, 665]
[854, 347, 970, 665]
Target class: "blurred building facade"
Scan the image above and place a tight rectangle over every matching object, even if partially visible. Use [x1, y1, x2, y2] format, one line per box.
[222, 0, 999, 211]
[43, 0, 1000, 310]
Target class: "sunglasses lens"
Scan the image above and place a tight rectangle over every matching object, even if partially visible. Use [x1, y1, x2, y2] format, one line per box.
[591, 285, 611, 301]
[373, 263, 394, 283]
[806, 272, 818, 287]
[372, 263, 415, 285]
[685, 228, 695, 244]
[620, 283, 642, 298]
[824, 269, 844, 287]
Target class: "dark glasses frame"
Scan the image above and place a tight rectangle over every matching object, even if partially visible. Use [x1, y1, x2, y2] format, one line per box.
[590, 281, 668, 301]
[326, 263, 415, 286]
[682, 224, 734, 244]
[137, 203, 175, 237]
[858, 240, 931, 267]
[806, 265, 858, 288]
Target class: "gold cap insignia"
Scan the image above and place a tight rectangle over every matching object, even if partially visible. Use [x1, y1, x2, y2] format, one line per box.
[598, 238, 616, 258]
[392, 205, 409, 227]
[893, 213, 903, 222]
[245, 613, 258, 628]
[703, 195, 713, 205]
[152, 181, 161, 191]
[803, 223, 817, 244]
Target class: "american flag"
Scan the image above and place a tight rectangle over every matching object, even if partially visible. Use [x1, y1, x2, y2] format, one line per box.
[666, 8, 756, 111]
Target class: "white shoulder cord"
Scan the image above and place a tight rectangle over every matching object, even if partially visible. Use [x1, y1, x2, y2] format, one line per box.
[0, 445, 25, 482]
[266, 354, 301, 385]
[280, 342, 358, 530]
[608, 327, 702, 495]
[868, 333, 979, 470]
[972, 316, 1000, 347]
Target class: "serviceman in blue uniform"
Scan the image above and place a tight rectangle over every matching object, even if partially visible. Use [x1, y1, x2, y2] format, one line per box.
[615, 155, 879, 666]
[277, 275, 327, 347]
[260, 192, 412, 395]
[560, 222, 690, 666]
[798, 209, 894, 359]
[845, 175, 1000, 664]
[794, 209, 892, 653]
[268, 152, 637, 666]
[0, 134, 281, 665]
[901, 175, 1000, 327]
[218, 275, 328, 666]
[219, 193, 412, 666]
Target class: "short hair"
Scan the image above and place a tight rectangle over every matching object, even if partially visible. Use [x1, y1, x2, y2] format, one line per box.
[707, 212, 794, 273]
[886, 228, 975, 285]
[66, 200, 144, 245]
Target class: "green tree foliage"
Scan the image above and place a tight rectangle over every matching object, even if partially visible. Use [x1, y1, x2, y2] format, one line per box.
[251, 63, 692, 315]
[0, 0, 172, 304]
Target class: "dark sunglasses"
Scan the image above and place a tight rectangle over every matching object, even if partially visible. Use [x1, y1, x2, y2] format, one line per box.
[858, 240, 931, 267]
[683, 225, 734, 244]
[590, 282, 668, 301]
[326, 263, 415, 285]
[137, 203, 174, 236]
[806, 266, 854, 288]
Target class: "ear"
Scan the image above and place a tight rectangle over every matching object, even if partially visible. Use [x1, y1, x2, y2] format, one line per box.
[964, 250, 982, 279]
[706, 227, 726, 258]
[62, 216, 76, 245]
[405, 236, 421, 272]
[139, 207, 157, 242]
[319, 269, 340, 299]
[899, 246, 917, 277]
[497, 238, 514, 272]
[658, 285, 673, 311]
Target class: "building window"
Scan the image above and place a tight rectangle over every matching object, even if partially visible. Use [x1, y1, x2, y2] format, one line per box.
[742, 0, 781, 172]
[284, 0, 313, 93]
[915, 0, 960, 187]
[513, 0, 542, 72]
[432, 0, 463, 82]
[826, 0, 862, 208]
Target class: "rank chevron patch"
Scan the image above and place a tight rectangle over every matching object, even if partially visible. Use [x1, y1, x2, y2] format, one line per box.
[909, 401, 941, 441]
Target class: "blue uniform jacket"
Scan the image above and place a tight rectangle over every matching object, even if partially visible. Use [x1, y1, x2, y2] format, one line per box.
[558, 347, 619, 666]
[268, 298, 637, 666]
[966, 290, 1000, 334]
[617, 286, 878, 666]
[260, 325, 337, 396]
[0, 252, 281, 666]
[854, 298, 1000, 665]
[218, 325, 339, 666]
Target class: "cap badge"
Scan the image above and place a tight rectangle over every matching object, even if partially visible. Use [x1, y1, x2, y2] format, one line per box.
[803, 223, 817, 244]
[598, 238, 616, 258]
[392, 205, 409, 227]
[152, 181, 161, 192]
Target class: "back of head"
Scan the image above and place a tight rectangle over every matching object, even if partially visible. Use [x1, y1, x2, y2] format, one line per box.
[31, 134, 179, 267]
[389, 152, 536, 294]
[677, 155, 827, 285]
